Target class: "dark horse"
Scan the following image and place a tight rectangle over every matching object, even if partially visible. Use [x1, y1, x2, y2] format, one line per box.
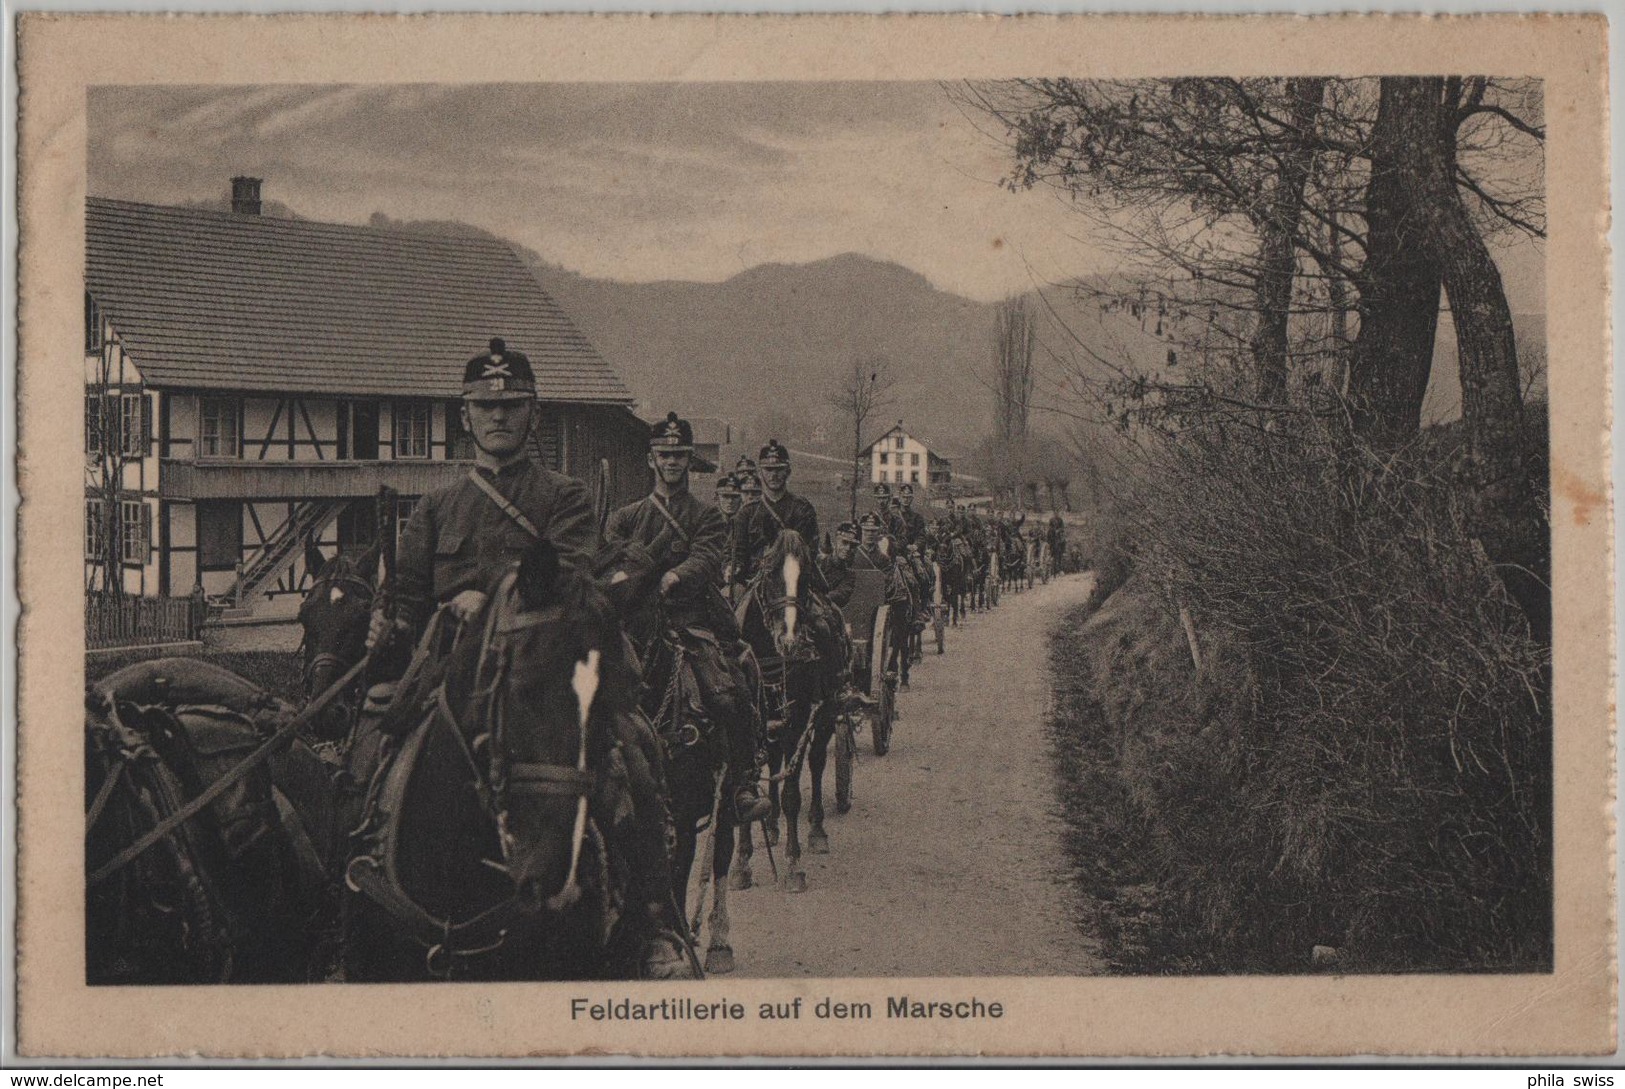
[296, 538, 382, 743]
[341, 543, 681, 980]
[86, 659, 334, 983]
[634, 607, 747, 974]
[732, 529, 845, 893]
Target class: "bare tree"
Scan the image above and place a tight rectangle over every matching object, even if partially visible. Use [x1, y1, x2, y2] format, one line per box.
[826, 355, 898, 521]
[86, 328, 148, 599]
[956, 77, 1544, 442]
[990, 296, 1038, 507]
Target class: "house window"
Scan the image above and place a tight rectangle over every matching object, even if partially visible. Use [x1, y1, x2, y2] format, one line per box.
[910, 453, 920, 467]
[85, 395, 104, 454]
[394, 402, 431, 459]
[199, 397, 241, 458]
[879, 451, 889, 465]
[911, 470, 920, 484]
[895, 469, 905, 483]
[197, 501, 243, 571]
[85, 293, 102, 354]
[120, 500, 150, 565]
[895, 435, 905, 450]
[119, 393, 149, 457]
[85, 499, 103, 560]
[338, 400, 380, 460]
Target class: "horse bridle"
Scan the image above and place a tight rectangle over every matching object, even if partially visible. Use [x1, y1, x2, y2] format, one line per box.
[300, 569, 376, 696]
[345, 572, 603, 975]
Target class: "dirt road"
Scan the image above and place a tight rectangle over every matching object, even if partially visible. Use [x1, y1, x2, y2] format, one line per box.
[708, 572, 1103, 978]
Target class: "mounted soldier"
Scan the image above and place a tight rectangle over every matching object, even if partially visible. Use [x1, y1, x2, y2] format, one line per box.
[715, 472, 744, 595]
[364, 337, 690, 978]
[735, 456, 762, 510]
[869, 482, 905, 542]
[731, 440, 848, 692]
[1048, 512, 1068, 569]
[732, 440, 819, 586]
[603, 412, 771, 826]
[897, 483, 928, 547]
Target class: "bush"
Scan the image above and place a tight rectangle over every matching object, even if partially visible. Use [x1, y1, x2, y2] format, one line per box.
[1063, 419, 1552, 972]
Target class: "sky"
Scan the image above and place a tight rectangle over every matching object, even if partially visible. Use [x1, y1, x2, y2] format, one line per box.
[87, 82, 1100, 303]
[87, 81, 1544, 312]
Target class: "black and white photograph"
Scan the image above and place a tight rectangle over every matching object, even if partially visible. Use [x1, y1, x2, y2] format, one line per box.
[14, 12, 1613, 1060]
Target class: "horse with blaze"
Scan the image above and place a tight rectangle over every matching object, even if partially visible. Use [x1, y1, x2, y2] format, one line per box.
[732, 528, 846, 893]
[341, 541, 692, 980]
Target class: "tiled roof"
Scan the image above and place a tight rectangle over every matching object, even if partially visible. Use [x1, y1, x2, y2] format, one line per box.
[86, 198, 633, 404]
[858, 423, 935, 456]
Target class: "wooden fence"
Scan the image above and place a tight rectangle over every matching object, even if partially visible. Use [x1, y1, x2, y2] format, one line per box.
[85, 593, 206, 651]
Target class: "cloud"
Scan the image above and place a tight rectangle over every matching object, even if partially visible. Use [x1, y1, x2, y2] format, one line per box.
[86, 81, 1541, 309]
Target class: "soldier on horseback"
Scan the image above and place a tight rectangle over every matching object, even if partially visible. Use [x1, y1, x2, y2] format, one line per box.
[731, 440, 849, 698]
[897, 483, 928, 547]
[735, 457, 762, 511]
[366, 339, 690, 978]
[1048, 511, 1067, 570]
[604, 413, 772, 826]
[715, 473, 744, 595]
[870, 482, 905, 542]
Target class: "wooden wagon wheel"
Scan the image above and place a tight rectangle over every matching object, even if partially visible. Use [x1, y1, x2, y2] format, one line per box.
[869, 608, 894, 756]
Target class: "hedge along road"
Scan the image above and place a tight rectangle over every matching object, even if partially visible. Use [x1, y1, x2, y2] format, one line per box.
[708, 571, 1104, 978]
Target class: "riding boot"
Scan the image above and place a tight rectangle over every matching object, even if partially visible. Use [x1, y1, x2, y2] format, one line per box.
[611, 723, 698, 978]
[728, 710, 771, 824]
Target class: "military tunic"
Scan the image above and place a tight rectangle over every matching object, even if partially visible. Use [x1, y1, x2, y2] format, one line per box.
[604, 487, 728, 629]
[898, 507, 928, 546]
[394, 459, 598, 633]
[733, 490, 820, 584]
[820, 553, 856, 608]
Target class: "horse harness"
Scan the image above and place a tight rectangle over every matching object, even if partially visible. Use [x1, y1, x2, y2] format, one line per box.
[343, 571, 606, 976]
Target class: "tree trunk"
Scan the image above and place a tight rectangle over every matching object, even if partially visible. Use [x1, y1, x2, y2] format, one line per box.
[1347, 78, 1445, 443]
[1381, 76, 1546, 638]
[1251, 77, 1326, 404]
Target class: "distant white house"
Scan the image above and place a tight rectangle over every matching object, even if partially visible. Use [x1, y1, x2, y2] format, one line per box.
[859, 422, 951, 492]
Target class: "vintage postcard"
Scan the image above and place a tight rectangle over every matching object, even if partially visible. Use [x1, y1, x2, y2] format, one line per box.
[13, 12, 1615, 1059]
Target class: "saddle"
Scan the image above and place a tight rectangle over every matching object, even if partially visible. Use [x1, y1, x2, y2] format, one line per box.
[343, 594, 629, 973]
[89, 659, 299, 864]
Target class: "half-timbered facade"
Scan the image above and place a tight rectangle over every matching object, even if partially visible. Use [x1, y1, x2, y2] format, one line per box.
[86, 184, 650, 617]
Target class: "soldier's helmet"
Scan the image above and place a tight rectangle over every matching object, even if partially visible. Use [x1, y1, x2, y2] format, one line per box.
[758, 440, 790, 468]
[835, 521, 859, 544]
[717, 473, 742, 498]
[872, 482, 892, 501]
[649, 411, 695, 452]
[899, 483, 915, 497]
[463, 337, 537, 402]
[735, 455, 758, 473]
[739, 472, 763, 499]
[858, 512, 883, 532]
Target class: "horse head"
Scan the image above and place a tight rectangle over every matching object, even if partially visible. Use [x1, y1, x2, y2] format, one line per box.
[296, 539, 380, 737]
[758, 529, 817, 659]
[440, 538, 620, 917]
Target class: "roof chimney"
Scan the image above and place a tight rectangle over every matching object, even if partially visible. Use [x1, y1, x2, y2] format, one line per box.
[230, 176, 262, 215]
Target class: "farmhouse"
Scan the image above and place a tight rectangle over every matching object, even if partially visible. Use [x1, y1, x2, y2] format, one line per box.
[85, 179, 649, 618]
[860, 421, 952, 493]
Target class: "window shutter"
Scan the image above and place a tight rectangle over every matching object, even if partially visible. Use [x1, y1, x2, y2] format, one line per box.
[142, 503, 153, 562]
[85, 396, 100, 454]
[140, 394, 153, 456]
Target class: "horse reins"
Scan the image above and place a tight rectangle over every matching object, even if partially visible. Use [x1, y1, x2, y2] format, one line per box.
[345, 575, 603, 973]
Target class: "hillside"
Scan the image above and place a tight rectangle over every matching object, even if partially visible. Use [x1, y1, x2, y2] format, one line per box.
[532, 254, 1002, 459]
